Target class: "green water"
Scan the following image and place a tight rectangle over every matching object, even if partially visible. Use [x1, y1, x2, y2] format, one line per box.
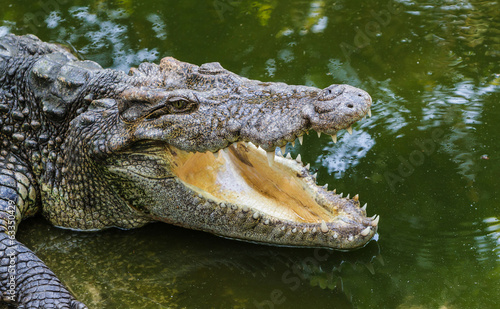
[2, 0, 500, 308]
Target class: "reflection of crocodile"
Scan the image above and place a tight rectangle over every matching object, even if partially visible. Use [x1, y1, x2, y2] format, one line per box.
[0, 33, 377, 307]
[14, 218, 382, 308]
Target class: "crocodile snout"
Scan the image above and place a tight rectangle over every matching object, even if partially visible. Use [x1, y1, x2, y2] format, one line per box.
[301, 84, 372, 134]
[315, 84, 371, 114]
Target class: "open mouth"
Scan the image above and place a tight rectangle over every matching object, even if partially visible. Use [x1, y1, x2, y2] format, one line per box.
[167, 130, 379, 250]
[110, 77, 378, 250]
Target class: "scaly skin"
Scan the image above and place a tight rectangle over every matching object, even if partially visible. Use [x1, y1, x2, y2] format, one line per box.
[0, 33, 377, 307]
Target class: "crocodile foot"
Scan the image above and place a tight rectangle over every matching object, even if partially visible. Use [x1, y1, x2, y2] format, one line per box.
[0, 234, 87, 309]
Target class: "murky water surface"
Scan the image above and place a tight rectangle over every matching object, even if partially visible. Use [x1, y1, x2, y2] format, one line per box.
[2, 0, 500, 308]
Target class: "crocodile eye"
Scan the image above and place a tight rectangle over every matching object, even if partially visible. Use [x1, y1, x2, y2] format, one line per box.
[167, 97, 198, 113]
[171, 99, 188, 110]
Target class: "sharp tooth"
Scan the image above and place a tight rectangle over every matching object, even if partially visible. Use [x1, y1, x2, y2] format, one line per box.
[323, 183, 328, 190]
[280, 146, 286, 155]
[213, 151, 219, 159]
[267, 151, 275, 166]
[331, 134, 337, 144]
[298, 136, 303, 145]
[339, 193, 343, 198]
[376, 254, 385, 266]
[223, 148, 229, 153]
[361, 226, 371, 236]
[347, 126, 353, 135]
[368, 109, 372, 117]
[371, 215, 380, 226]
[312, 173, 317, 179]
[296, 154, 302, 163]
[317, 131, 322, 138]
[353, 194, 359, 201]
[286, 153, 292, 159]
[361, 203, 367, 211]
[365, 263, 375, 275]
[321, 221, 328, 233]
[292, 141, 295, 147]
[333, 189, 337, 194]
[346, 194, 350, 199]
[305, 163, 310, 170]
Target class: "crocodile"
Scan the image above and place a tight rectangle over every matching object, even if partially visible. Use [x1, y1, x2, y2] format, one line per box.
[0, 33, 377, 308]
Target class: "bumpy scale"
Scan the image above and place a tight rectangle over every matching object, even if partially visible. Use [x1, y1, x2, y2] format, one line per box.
[0, 33, 377, 307]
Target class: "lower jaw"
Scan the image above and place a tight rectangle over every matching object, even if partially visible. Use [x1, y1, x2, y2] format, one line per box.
[164, 142, 378, 250]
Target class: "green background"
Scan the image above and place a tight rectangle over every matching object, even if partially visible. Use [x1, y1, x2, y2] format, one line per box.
[1, 0, 500, 308]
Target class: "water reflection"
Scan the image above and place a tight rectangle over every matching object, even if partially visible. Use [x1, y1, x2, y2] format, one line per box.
[65, 6, 159, 71]
[318, 131, 375, 178]
[419, 80, 499, 182]
[1, 0, 500, 308]
[18, 218, 381, 308]
[476, 217, 500, 263]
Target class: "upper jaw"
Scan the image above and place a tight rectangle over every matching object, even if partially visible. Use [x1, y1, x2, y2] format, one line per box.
[206, 84, 372, 154]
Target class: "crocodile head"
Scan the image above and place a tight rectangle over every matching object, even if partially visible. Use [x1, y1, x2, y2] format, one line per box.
[60, 57, 377, 250]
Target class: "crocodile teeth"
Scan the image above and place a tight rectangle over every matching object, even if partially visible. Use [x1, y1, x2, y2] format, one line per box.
[267, 151, 275, 166]
[280, 146, 286, 155]
[371, 215, 380, 226]
[353, 194, 359, 201]
[331, 134, 337, 144]
[213, 151, 219, 159]
[317, 131, 322, 138]
[286, 153, 292, 159]
[323, 183, 328, 190]
[223, 148, 229, 153]
[361, 203, 367, 211]
[298, 136, 303, 145]
[365, 262, 375, 274]
[360, 226, 371, 236]
[292, 141, 295, 147]
[305, 163, 310, 170]
[347, 126, 353, 135]
[312, 173, 317, 179]
[320, 220, 328, 233]
[346, 194, 350, 199]
[296, 154, 302, 163]
[368, 109, 372, 117]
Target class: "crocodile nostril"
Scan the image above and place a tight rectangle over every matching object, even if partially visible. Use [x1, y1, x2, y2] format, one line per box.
[347, 103, 354, 108]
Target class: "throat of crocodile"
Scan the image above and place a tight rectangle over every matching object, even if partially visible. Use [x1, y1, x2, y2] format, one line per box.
[172, 142, 335, 223]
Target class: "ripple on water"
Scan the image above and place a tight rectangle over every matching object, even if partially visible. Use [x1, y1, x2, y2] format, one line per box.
[475, 217, 500, 264]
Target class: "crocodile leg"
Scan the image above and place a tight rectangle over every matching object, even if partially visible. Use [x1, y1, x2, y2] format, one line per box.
[0, 155, 87, 308]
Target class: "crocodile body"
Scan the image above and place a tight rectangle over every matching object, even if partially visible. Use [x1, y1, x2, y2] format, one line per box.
[0, 33, 377, 308]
